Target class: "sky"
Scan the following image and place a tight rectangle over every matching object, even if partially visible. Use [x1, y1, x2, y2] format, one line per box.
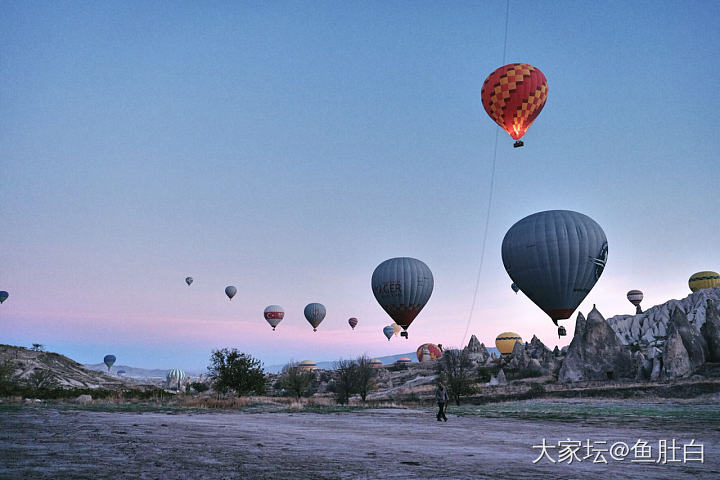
[1, 1, 719, 372]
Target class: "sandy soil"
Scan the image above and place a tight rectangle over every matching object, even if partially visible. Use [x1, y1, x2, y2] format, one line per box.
[1, 404, 718, 479]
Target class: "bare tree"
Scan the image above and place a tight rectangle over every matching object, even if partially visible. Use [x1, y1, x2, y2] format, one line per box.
[354, 355, 377, 402]
[435, 348, 475, 406]
[330, 359, 356, 405]
[275, 362, 316, 399]
[25, 369, 58, 389]
[31, 344, 45, 352]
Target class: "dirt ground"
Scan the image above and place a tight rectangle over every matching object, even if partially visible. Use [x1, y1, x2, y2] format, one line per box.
[1, 403, 718, 480]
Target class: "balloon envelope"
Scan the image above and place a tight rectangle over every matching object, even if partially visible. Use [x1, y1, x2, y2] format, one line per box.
[501, 210, 608, 325]
[0, 291, 7, 304]
[481, 63, 548, 140]
[103, 355, 116, 369]
[185, 277, 193, 286]
[264, 305, 284, 330]
[495, 332, 522, 356]
[298, 360, 317, 371]
[626, 290, 643, 306]
[348, 317, 358, 330]
[511, 283, 520, 293]
[689, 271, 720, 292]
[416, 343, 442, 362]
[304, 303, 326, 331]
[391, 323, 401, 335]
[383, 325, 394, 341]
[225, 286, 237, 300]
[371, 257, 434, 331]
[166, 369, 186, 381]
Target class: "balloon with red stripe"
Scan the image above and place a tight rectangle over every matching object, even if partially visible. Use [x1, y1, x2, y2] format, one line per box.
[264, 305, 285, 331]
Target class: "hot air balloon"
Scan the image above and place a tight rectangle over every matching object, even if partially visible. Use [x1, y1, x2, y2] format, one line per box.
[511, 283, 520, 294]
[0, 291, 7, 304]
[396, 357, 412, 365]
[383, 325, 394, 341]
[481, 63, 548, 148]
[304, 303, 326, 332]
[166, 369, 186, 390]
[502, 210, 608, 337]
[495, 332, 522, 356]
[391, 322, 401, 336]
[298, 360, 317, 371]
[185, 277, 193, 286]
[263, 305, 284, 331]
[225, 286, 237, 300]
[117, 370, 126, 376]
[103, 355, 116, 372]
[416, 343, 442, 362]
[627, 290, 643, 314]
[689, 271, 720, 292]
[348, 317, 358, 330]
[371, 257, 434, 339]
[369, 359, 383, 368]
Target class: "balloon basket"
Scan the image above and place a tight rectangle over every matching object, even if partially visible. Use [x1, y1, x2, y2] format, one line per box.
[400, 331, 408, 339]
[513, 140, 524, 148]
[557, 326, 567, 337]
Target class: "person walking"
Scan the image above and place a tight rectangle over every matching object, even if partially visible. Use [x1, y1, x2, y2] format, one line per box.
[435, 382, 448, 422]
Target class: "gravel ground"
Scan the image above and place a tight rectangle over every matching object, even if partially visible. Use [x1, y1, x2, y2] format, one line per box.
[1, 404, 718, 479]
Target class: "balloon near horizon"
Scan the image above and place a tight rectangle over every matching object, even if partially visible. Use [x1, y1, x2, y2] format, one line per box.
[103, 354, 116, 372]
[688, 271, 720, 293]
[416, 343, 442, 362]
[495, 332, 522, 356]
[298, 360, 317, 371]
[371, 257, 434, 339]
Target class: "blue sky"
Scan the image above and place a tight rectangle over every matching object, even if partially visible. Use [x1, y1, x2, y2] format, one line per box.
[1, 1, 718, 371]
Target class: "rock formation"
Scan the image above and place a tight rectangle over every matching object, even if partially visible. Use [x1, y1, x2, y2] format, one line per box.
[661, 323, 692, 379]
[558, 307, 633, 382]
[701, 299, 720, 361]
[667, 307, 707, 370]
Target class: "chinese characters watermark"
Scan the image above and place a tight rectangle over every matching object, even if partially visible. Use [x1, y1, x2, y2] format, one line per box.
[532, 438, 704, 464]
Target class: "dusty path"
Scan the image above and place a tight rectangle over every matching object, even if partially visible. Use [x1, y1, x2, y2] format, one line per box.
[1, 405, 718, 479]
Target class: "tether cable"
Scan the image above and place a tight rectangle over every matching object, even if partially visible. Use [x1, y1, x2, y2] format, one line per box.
[460, 0, 510, 347]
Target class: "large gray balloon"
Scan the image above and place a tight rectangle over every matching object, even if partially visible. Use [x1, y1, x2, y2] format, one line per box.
[371, 257, 434, 331]
[501, 210, 608, 325]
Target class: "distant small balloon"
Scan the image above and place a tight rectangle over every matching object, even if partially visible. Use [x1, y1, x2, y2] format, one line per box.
[185, 277, 193, 286]
[264, 305, 284, 331]
[103, 354, 116, 372]
[0, 291, 8, 304]
[348, 317, 358, 330]
[391, 323, 401, 336]
[225, 286, 237, 300]
[511, 283, 519, 294]
[383, 325, 394, 341]
[304, 303, 326, 332]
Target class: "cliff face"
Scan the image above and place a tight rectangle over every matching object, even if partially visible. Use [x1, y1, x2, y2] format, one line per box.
[606, 287, 720, 350]
[557, 288, 720, 382]
[0, 345, 134, 389]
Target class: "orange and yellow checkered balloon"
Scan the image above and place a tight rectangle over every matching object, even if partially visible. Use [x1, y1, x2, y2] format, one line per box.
[481, 63, 548, 141]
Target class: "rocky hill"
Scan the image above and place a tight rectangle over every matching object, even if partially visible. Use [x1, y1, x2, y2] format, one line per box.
[0, 345, 138, 390]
